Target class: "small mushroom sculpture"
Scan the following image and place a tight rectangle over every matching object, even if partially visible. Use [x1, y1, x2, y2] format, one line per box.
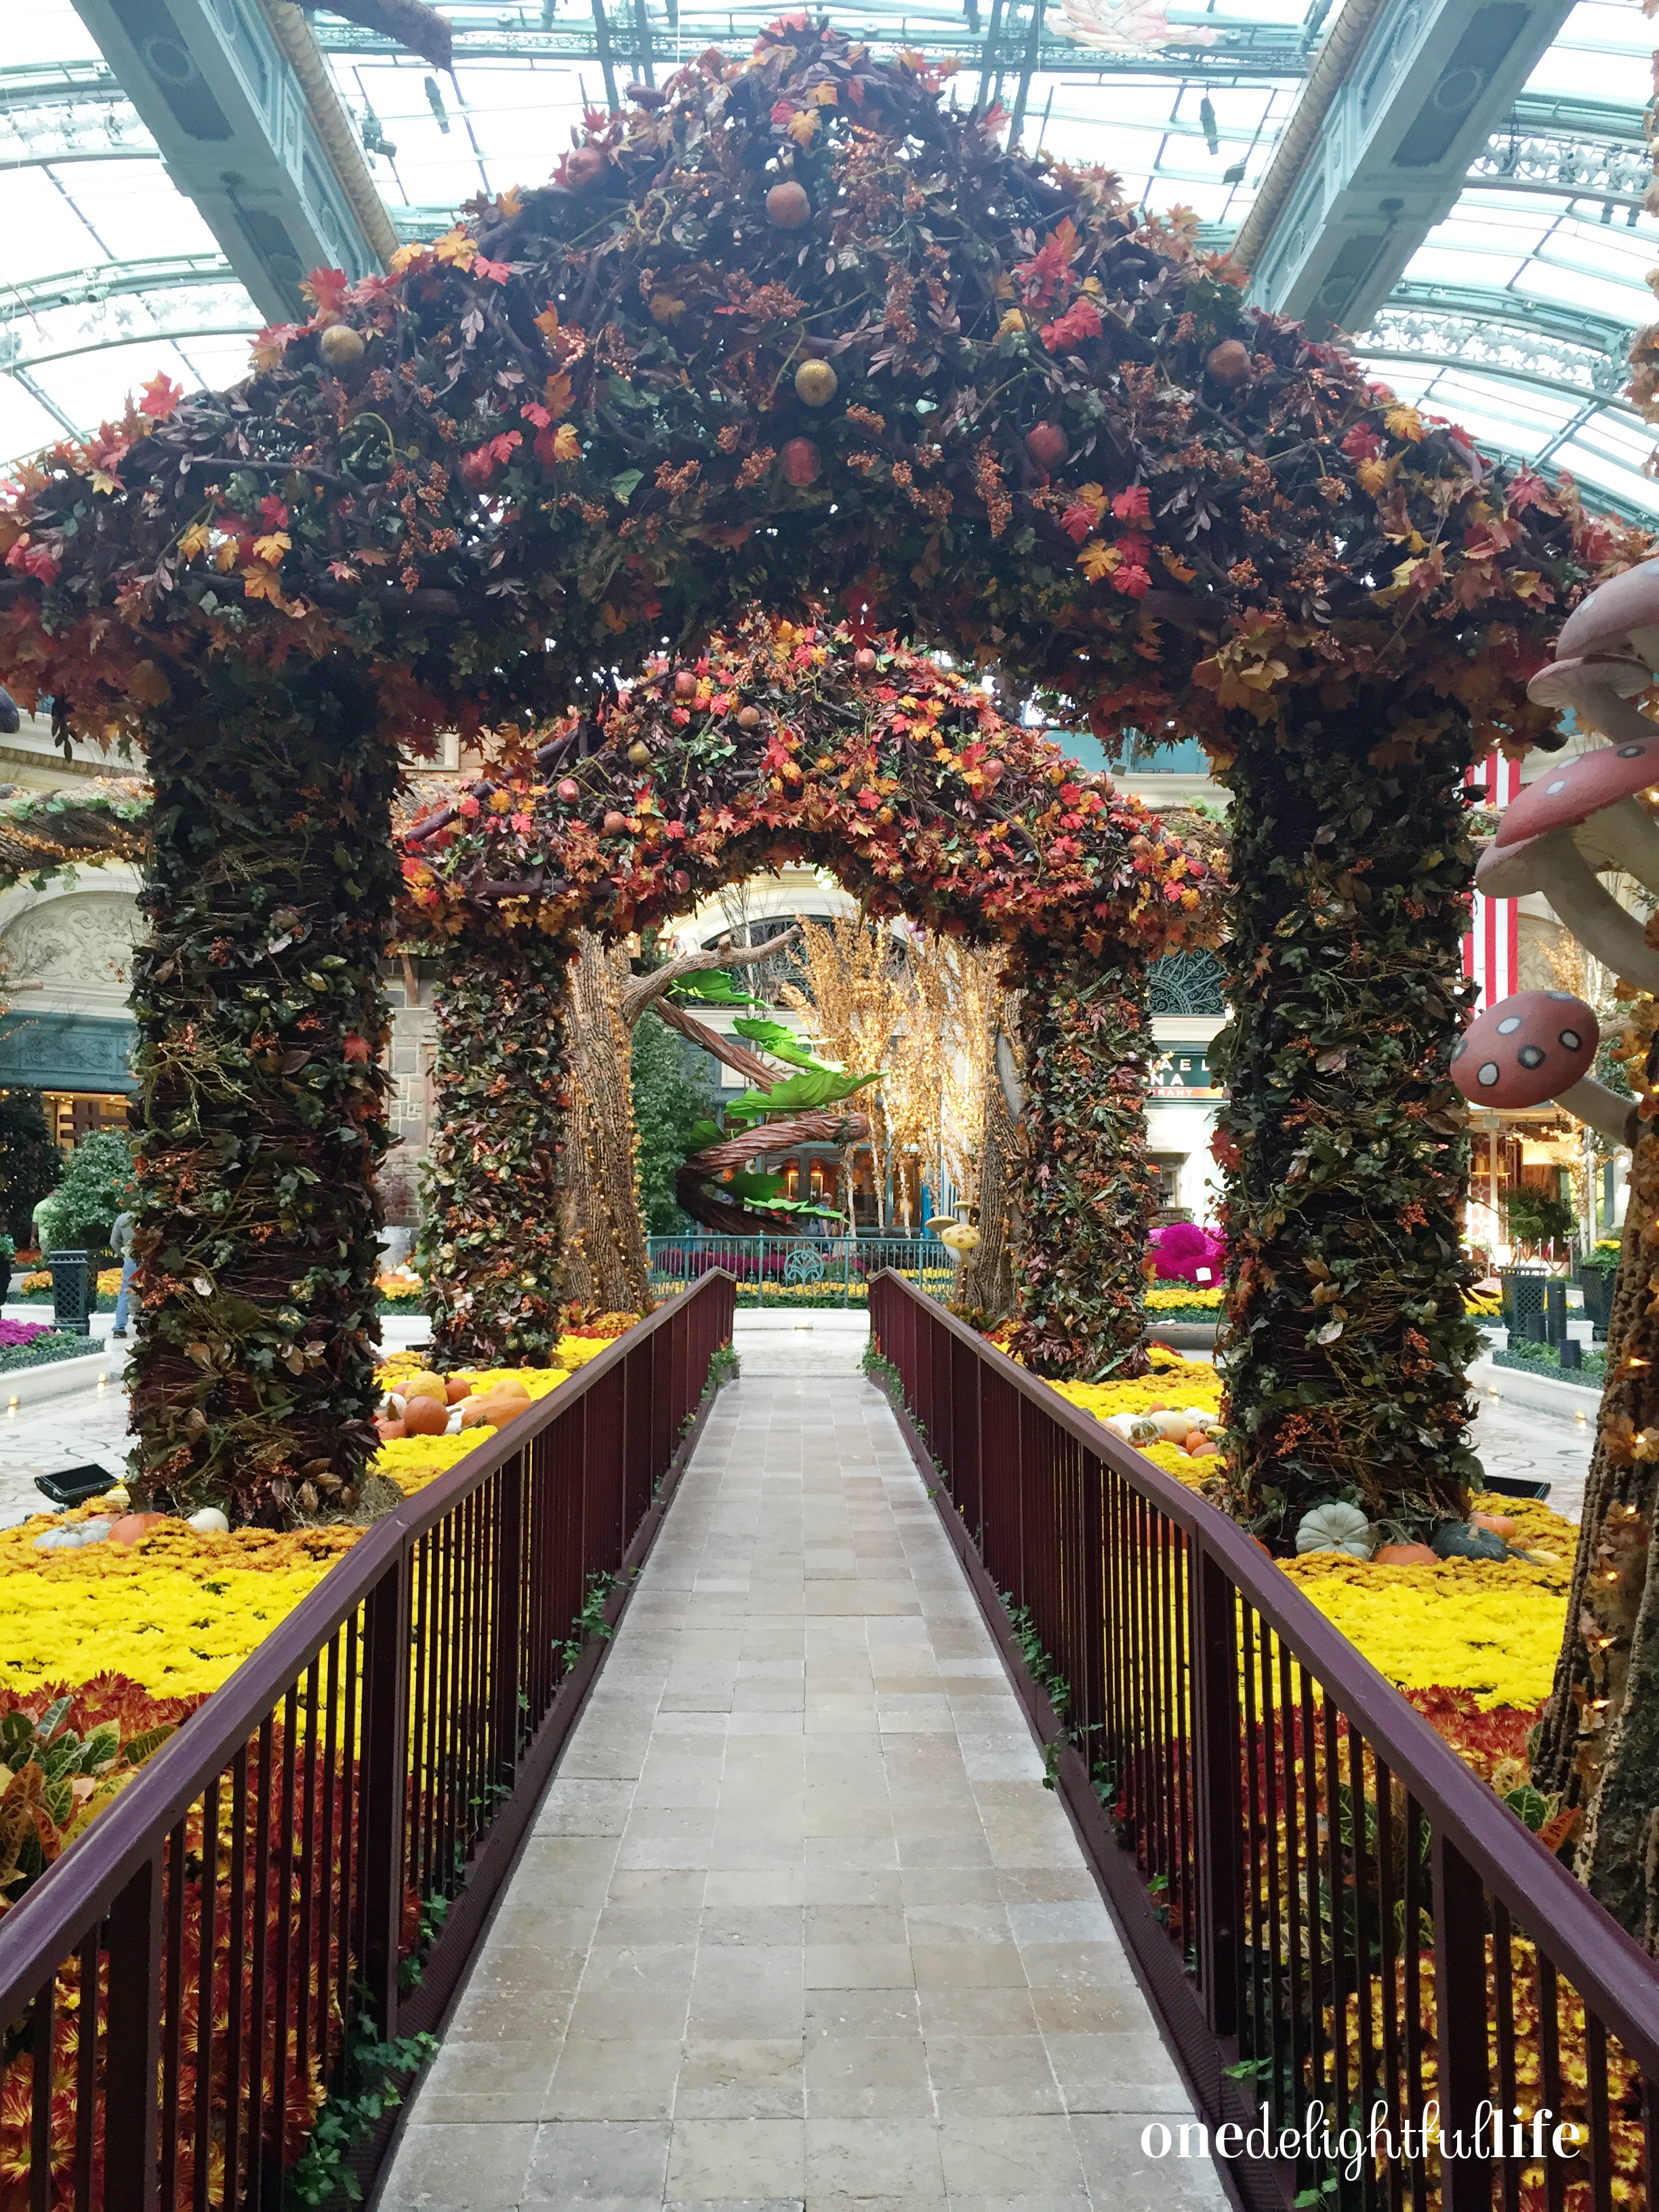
[1450, 988, 1639, 1148]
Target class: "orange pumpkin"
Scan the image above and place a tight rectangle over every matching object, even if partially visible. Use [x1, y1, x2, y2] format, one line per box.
[1471, 1511, 1515, 1538]
[445, 1377, 474, 1404]
[375, 1417, 407, 1442]
[480, 1395, 531, 1425]
[109, 1512, 167, 1547]
[1373, 1542, 1439, 1568]
[402, 1395, 451, 1437]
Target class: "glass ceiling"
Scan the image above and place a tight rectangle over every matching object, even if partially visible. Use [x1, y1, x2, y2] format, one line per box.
[4, 0, 1659, 520]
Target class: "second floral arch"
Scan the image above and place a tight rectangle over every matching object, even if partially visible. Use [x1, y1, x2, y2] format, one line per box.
[399, 613, 1223, 1380]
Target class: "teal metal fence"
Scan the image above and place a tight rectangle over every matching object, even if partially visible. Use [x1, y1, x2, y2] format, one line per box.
[647, 1234, 955, 1309]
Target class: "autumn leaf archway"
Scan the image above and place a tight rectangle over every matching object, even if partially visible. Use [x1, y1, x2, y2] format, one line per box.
[401, 614, 1217, 1376]
[0, 15, 1630, 1532]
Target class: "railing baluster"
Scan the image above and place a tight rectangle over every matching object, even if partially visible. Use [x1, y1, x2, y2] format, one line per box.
[1192, 1547, 1242, 2038]
[361, 1551, 411, 2039]
[1431, 1830, 1492, 2212]
[102, 1853, 161, 2212]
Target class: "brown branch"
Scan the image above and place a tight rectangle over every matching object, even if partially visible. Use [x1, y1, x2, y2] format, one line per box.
[619, 923, 800, 1027]
[647, 998, 777, 1086]
[684, 1109, 872, 1179]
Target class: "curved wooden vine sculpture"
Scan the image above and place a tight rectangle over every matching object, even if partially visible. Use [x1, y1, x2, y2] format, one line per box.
[403, 615, 1219, 1378]
[0, 17, 1627, 1519]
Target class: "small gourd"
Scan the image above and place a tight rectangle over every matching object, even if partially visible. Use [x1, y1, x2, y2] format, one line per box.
[1294, 1501, 1373, 1559]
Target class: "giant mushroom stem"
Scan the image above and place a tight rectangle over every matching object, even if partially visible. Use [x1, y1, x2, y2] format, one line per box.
[1475, 832, 1659, 996]
[1450, 989, 1639, 1148]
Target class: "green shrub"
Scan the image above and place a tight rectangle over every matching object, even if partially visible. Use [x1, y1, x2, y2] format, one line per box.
[0, 1090, 59, 1247]
[35, 1128, 135, 1254]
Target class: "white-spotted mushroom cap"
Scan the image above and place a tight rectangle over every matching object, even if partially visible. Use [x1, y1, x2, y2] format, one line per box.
[1450, 989, 1598, 1111]
[1558, 559, 1659, 672]
[1495, 736, 1659, 850]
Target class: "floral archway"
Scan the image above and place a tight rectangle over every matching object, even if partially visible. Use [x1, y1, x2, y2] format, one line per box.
[0, 16, 1628, 1528]
[402, 614, 1217, 1382]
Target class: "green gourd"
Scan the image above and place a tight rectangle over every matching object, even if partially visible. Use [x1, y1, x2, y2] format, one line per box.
[1430, 1521, 1509, 1563]
[1294, 1500, 1374, 1558]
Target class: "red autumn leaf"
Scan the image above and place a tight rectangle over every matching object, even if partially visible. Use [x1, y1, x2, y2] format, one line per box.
[1111, 486, 1149, 522]
[138, 373, 184, 422]
[473, 255, 512, 283]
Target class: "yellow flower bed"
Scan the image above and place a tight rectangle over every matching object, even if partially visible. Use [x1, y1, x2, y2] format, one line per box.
[375, 1364, 573, 1496]
[0, 1323, 642, 1700]
[1043, 1361, 1578, 1713]
[0, 1521, 358, 1700]
[1145, 1284, 1223, 1311]
[16, 1268, 123, 1295]
[1282, 1544, 1571, 1711]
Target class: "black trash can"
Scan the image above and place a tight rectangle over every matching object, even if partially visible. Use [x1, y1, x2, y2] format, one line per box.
[1500, 1266, 1550, 1340]
[1544, 1279, 1568, 1345]
[47, 1249, 93, 1338]
[1577, 1267, 1615, 1342]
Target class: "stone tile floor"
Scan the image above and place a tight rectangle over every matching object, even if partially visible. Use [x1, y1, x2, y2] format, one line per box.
[381, 1353, 1227, 2211]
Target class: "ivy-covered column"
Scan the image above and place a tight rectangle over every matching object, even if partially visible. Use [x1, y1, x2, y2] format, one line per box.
[1212, 697, 1481, 1547]
[1015, 965, 1158, 1380]
[129, 663, 396, 1524]
[419, 939, 570, 1365]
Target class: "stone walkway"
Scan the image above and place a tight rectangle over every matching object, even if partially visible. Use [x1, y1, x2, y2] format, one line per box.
[380, 1322, 1223, 2211]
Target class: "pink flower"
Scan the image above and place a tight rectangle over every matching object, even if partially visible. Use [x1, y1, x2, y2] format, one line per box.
[459, 795, 480, 817]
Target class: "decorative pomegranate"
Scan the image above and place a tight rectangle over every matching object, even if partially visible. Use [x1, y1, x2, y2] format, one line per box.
[981, 759, 1004, 787]
[319, 323, 365, 371]
[671, 868, 691, 894]
[781, 438, 821, 487]
[1023, 422, 1067, 471]
[855, 647, 878, 674]
[565, 144, 607, 191]
[766, 180, 811, 228]
[1206, 339, 1251, 388]
[556, 777, 580, 802]
[627, 739, 652, 766]
[736, 705, 762, 730]
[602, 809, 628, 834]
[673, 669, 698, 699]
[794, 359, 838, 408]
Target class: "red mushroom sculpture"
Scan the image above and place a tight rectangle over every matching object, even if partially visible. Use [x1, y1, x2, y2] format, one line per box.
[1450, 989, 1638, 1146]
[1494, 723, 1659, 886]
[1474, 834, 1659, 994]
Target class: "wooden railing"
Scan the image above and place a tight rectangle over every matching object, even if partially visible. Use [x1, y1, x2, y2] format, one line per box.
[0, 1270, 735, 2211]
[869, 1271, 1659, 2212]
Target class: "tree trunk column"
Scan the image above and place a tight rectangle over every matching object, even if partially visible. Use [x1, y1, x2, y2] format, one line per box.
[957, 989, 1025, 1323]
[422, 941, 571, 1366]
[1015, 966, 1155, 1379]
[559, 931, 653, 1317]
[129, 668, 397, 1523]
[1213, 703, 1479, 1543]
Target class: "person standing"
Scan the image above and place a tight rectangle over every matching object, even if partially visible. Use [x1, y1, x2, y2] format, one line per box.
[110, 1207, 137, 1339]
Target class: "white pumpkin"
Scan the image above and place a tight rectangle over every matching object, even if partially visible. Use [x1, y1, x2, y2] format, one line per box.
[186, 1507, 230, 1535]
[1294, 1501, 1374, 1558]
